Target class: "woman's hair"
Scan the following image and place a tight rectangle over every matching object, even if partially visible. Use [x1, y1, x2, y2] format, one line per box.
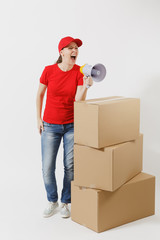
[55, 47, 64, 64]
[56, 55, 62, 64]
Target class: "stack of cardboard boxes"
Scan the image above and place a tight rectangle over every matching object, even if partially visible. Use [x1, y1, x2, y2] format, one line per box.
[71, 96, 155, 233]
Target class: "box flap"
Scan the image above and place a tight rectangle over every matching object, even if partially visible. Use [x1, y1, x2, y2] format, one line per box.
[77, 96, 124, 105]
[87, 97, 126, 105]
[125, 172, 155, 185]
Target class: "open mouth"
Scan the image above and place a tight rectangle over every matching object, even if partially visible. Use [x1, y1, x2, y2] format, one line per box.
[71, 56, 76, 60]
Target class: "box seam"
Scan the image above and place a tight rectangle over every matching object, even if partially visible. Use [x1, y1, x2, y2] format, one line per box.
[97, 191, 99, 232]
[112, 149, 114, 190]
[98, 105, 99, 147]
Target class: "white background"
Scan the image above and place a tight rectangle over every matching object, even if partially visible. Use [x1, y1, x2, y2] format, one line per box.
[0, 0, 160, 239]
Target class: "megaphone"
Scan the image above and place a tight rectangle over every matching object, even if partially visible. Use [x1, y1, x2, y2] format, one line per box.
[80, 63, 106, 88]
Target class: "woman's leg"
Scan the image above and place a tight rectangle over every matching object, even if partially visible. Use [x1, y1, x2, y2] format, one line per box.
[61, 123, 74, 203]
[41, 122, 62, 202]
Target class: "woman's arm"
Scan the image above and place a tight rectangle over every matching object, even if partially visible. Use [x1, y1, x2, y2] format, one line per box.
[75, 76, 93, 101]
[36, 83, 47, 134]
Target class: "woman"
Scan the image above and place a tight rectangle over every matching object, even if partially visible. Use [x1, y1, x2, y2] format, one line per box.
[36, 36, 93, 218]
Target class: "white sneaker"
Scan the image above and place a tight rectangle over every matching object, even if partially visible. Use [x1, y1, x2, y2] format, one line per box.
[43, 201, 59, 218]
[60, 203, 70, 218]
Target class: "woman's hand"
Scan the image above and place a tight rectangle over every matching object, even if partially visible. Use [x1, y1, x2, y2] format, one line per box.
[83, 76, 93, 89]
[37, 118, 44, 135]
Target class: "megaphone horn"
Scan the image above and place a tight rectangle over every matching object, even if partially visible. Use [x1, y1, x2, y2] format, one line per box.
[80, 63, 106, 83]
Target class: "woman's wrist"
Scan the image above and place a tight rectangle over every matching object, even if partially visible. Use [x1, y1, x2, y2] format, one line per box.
[37, 117, 42, 121]
[82, 84, 88, 91]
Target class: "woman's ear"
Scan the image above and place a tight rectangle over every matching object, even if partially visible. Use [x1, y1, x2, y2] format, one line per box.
[60, 49, 64, 57]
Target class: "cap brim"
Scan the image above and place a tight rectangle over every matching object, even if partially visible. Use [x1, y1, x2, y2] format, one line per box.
[71, 38, 83, 47]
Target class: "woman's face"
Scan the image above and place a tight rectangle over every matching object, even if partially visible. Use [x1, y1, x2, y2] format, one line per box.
[60, 42, 79, 65]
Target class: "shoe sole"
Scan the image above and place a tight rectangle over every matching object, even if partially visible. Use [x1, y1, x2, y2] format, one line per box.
[61, 214, 70, 218]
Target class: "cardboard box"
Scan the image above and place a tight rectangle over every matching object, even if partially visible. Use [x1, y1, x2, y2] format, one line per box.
[71, 172, 155, 233]
[74, 134, 143, 191]
[74, 96, 140, 148]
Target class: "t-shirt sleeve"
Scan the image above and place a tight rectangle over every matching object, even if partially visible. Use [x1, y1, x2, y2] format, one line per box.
[77, 71, 84, 86]
[40, 67, 48, 86]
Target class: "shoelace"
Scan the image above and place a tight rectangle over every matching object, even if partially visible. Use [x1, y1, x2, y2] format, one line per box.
[61, 203, 68, 210]
[47, 202, 56, 210]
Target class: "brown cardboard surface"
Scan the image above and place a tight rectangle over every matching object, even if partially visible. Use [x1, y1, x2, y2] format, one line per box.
[74, 96, 140, 148]
[74, 134, 143, 191]
[71, 172, 155, 233]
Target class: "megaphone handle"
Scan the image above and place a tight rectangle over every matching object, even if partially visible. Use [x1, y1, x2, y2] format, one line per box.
[85, 75, 90, 89]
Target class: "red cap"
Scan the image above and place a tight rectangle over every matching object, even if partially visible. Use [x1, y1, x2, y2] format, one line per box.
[58, 36, 83, 53]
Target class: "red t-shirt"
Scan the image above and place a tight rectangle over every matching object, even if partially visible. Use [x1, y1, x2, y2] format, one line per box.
[40, 63, 83, 124]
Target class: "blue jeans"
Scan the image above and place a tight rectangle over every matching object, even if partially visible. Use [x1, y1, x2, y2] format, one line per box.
[41, 121, 74, 203]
